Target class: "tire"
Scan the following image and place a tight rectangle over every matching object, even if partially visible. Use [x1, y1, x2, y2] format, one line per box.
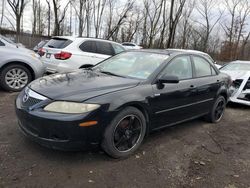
[0, 64, 32, 92]
[102, 107, 147, 159]
[206, 96, 226, 123]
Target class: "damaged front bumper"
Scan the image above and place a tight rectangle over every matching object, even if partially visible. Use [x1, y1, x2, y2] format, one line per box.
[230, 76, 250, 106]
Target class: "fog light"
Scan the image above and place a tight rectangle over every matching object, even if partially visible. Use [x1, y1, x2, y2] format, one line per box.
[79, 121, 98, 127]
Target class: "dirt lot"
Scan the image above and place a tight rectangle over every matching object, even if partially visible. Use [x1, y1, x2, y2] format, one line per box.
[0, 90, 250, 188]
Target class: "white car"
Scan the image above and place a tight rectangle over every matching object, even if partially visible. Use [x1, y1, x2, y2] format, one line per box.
[166, 49, 222, 69]
[220, 61, 250, 106]
[40, 36, 126, 73]
[121, 42, 142, 50]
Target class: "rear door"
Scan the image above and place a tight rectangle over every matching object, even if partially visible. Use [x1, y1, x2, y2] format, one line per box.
[41, 37, 73, 71]
[191, 55, 221, 112]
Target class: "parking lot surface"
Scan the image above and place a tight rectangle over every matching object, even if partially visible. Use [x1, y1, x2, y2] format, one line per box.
[0, 90, 250, 188]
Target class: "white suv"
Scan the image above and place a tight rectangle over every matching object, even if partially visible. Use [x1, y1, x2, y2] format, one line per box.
[40, 36, 125, 73]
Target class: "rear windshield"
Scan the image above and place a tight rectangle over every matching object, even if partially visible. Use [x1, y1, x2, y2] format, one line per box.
[45, 38, 72, 49]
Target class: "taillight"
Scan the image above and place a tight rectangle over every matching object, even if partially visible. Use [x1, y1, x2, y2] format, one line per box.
[54, 51, 72, 60]
[38, 48, 45, 56]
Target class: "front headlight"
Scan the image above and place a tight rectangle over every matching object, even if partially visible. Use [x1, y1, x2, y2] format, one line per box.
[44, 101, 100, 114]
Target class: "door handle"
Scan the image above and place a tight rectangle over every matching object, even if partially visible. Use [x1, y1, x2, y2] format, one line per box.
[190, 85, 196, 88]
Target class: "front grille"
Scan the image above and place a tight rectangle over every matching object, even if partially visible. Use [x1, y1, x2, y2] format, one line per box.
[21, 97, 43, 108]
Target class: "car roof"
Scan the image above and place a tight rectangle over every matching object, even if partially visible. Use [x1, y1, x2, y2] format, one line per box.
[129, 49, 207, 56]
[52, 36, 123, 46]
[230, 60, 250, 64]
[166, 48, 209, 55]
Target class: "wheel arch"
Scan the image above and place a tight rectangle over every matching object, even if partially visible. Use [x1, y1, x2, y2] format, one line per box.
[0, 61, 35, 80]
[116, 102, 151, 135]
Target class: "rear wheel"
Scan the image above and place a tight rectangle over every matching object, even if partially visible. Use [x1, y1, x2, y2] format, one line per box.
[102, 107, 146, 158]
[206, 96, 226, 123]
[0, 64, 32, 92]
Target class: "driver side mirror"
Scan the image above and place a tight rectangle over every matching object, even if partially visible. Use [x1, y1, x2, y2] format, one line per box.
[157, 75, 179, 89]
[158, 75, 179, 84]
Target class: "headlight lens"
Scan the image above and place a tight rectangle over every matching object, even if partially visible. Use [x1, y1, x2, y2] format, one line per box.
[44, 101, 100, 114]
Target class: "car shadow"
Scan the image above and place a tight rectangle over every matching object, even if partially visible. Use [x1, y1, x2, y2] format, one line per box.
[227, 102, 250, 110]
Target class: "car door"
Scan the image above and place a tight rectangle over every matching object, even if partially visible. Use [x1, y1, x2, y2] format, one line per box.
[150, 55, 198, 129]
[190, 55, 221, 113]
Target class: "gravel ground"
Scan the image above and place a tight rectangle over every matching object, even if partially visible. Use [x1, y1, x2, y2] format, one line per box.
[0, 90, 250, 188]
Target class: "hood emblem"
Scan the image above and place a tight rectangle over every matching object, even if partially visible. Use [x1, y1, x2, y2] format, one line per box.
[23, 93, 29, 103]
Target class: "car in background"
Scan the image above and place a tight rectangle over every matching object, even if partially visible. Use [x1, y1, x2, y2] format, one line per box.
[121, 42, 142, 50]
[0, 43, 45, 91]
[166, 49, 221, 69]
[0, 34, 24, 48]
[16, 50, 230, 158]
[220, 60, 250, 106]
[40, 36, 126, 73]
[33, 40, 49, 53]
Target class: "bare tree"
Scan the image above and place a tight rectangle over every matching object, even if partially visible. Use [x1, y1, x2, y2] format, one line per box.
[32, 0, 38, 34]
[144, 0, 164, 48]
[93, 0, 106, 38]
[52, 0, 70, 36]
[46, 0, 51, 36]
[105, 0, 134, 40]
[7, 0, 28, 41]
[195, 0, 223, 52]
[166, 0, 186, 48]
[0, 0, 5, 29]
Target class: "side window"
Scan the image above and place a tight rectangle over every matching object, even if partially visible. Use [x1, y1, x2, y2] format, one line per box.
[79, 41, 96, 53]
[96, 41, 114, 56]
[112, 43, 125, 54]
[162, 56, 193, 80]
[0, 40, 5, 46]
[193, 56, 213, 77]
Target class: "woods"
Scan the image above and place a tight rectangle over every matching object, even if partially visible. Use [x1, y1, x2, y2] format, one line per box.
[0, 0, 250, 61]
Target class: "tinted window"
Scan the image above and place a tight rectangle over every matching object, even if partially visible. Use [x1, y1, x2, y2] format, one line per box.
[193, 56, 212, 77]
[0, 40, 5, 46]
[96, 41, 114, 55]
[112, 43, 125, 54]
[162, 56, 193, 80]
[79, 41, 97, 53]
[45, 38, 72, 49]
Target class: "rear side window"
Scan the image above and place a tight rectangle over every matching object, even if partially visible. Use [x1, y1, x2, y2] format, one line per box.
[96, 41, 114, 56]
[112, 43, 125, 54]
[45, 38, 72, 49]
[193, 56, 215, 77]
[0, 40, 5, 46]
[79, 41, 97, 53]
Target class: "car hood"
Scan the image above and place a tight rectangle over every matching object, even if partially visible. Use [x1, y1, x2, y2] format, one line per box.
[29, 70, 140, 101]
[220, 70, 250, 80]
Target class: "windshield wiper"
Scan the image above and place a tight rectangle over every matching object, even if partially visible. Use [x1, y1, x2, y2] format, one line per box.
[100, 71, 125, 78]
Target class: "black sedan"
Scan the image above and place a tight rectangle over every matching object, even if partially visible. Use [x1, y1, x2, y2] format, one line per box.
[15, 50, 231, 158]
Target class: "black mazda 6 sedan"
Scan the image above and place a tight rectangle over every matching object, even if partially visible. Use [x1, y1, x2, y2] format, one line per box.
[16, 50, 231, 158]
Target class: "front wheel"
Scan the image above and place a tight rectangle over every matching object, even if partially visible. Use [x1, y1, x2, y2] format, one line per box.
[102, 107, 147, 158]
[206, 96, 226, 123]
[0, 64, 32, 92]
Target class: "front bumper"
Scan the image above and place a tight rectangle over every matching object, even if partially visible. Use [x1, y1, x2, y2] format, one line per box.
[15, 91, 110, 151]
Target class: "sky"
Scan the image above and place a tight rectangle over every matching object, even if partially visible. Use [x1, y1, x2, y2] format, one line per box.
[0, 0, 250, 37]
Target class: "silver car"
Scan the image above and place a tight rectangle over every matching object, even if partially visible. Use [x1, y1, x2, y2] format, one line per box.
[0, 36, 45, 91]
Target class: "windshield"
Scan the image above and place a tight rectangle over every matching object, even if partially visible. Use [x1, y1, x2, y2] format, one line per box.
[221, 63, 250, 71]
[94, 51, 168, 79]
